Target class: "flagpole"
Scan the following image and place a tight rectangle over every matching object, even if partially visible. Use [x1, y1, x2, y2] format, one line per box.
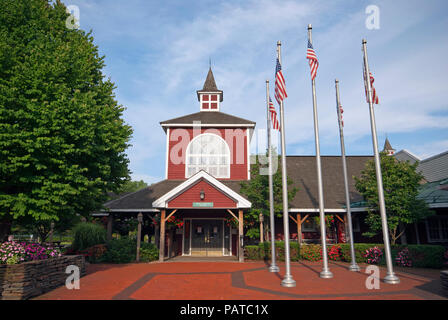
[266, 80, 280, 273]
[307, 24, 333, 279]
[277, 41, 296, 287]
[362, 39, 399, 284]
[335, 79, 360, 272]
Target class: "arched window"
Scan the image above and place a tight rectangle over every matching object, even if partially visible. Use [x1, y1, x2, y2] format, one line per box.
[185, 133, 230, 178]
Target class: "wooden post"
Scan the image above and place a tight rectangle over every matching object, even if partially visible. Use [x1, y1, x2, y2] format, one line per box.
[159, 209, 166, 262]
[155, 225, 159, 247]
[238, 209, 244, 262]
[136, 213, 143, 262]
[343, 213, 349, 243]
[107, 214, 113, 241]
[259, 213, 264, 243]
[297, 213, 302, 246]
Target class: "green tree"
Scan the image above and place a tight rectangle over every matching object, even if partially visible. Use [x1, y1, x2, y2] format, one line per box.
[0, 0, 132, 241]
[116, 180, 148, 195]
[240, 150, 298, 240]
[354, 152, 432, 244]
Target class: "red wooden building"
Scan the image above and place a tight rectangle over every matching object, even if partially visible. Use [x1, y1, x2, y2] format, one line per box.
[103, 68, 379, 261]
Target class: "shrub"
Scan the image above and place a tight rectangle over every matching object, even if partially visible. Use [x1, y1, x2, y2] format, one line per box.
[328, 244, 342, 261]
[245, 245, 260, 260]
[363, 246, 383, 264]
[72, 223, 107, 251]
[140, 243, 158, 262]
[101, 238, 135, 263]
[393, 244, 445, 268]
[100, 238, 159, 263]
[66, 244, 107, 263]
[244, 241, 300, 261]
[395, 248, 412, 267]
[338, 243, 383, 263]
[300, 244, 322, 261]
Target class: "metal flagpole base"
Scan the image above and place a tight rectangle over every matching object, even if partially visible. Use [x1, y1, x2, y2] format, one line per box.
[348, 264, 361, 272]
[383, 273, 400, 284]
[268, 265, 280, 273]
[281, 275, 296, 287]
[319, 270, 334, 279]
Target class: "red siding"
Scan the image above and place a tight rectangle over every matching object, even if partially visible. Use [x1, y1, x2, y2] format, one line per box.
[167, 128, 248, 180]
[168, 180, 237, 208]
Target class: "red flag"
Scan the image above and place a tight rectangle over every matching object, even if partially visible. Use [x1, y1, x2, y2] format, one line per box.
[269, 97, 280, 130]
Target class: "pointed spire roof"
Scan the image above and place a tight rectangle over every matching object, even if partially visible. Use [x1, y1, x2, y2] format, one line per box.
[197, 67, 223, 102]
[202, 67, 219, 91]
[383, 137, 393, 151]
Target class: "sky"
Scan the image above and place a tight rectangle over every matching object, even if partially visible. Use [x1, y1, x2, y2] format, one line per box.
[64, 0, 448, 185]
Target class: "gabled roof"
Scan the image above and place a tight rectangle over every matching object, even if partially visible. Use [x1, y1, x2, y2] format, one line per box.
[285, 156, 371, 209]
[417, 150, 448, 183]
[160, 111, 256, 131]
[103, 156, 372, 212]
[152, 170, 251, 208]
[394, 149, 420, 164]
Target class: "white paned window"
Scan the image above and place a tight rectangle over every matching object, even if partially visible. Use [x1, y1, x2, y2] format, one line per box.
[186, 134, 230, 178]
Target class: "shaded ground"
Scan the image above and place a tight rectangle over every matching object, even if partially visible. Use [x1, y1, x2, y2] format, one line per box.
[35, 260, 448, 300]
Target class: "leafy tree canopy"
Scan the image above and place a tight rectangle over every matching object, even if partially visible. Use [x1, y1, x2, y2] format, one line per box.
[354, 152, 432, 244]
[240, 150, 298, 239]
[0, 0, 132, 239]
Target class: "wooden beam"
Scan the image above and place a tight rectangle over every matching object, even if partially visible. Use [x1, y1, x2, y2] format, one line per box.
[226, 209, 238, 221]
[107, 214, 113, 241]
[335, 214, 344, 223]
[300, 214, 309, 224]
[289, 215, 298, 224]
[159, 209, 166, 262]
[164, 209, 178, 222]
[238, 209, 244, 263]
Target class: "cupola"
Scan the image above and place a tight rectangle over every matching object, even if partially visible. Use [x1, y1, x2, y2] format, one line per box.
[196, 67, 223, 112]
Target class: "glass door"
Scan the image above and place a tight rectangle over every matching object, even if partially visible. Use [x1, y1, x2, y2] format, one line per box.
[191, 219, 223, 256]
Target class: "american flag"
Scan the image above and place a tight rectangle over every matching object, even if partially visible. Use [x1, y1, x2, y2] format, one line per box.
[274, 58, 287, 105]
[363, 64, 379, 104]
[306, 39, 318, 80]
[269, 97, 280, 130]
[338, 104, 344, 127]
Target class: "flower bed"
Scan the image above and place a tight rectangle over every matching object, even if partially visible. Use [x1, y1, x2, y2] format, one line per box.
[1, 241, 61, 265]
[0, 255, 85, 300]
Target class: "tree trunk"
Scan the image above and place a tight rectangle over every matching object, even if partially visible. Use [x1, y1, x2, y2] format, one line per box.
[0, 216, 12, 242]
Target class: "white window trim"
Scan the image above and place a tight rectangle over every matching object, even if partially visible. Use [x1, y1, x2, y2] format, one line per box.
[200, 93, 220, 112]
[165, 128, 170, 179]
[185, 133, 231, 179]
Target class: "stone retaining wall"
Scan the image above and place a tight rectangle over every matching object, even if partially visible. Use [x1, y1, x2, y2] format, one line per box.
[0, 255, 86, 300]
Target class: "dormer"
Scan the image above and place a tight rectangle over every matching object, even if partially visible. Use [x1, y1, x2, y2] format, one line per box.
[196, 67, 223, 112]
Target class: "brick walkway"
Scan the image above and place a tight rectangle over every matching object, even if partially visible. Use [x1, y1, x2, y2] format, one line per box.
[35, 261, 448, 300]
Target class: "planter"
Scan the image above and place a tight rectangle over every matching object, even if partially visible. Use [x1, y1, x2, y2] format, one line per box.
[0, 255, 86, 300]
[441, 270, 448, 297]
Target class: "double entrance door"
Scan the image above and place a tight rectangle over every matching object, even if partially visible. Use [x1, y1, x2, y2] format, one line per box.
[190, 219, 227, 257]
